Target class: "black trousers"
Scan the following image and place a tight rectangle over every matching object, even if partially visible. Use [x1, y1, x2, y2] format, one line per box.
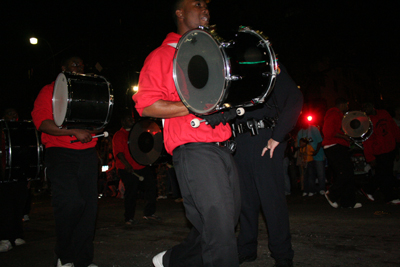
[364, 149, 398, 202]
[0, 180, 28, 244]
[45, 147, 98, 267]
[324, 144, 356, 207]
[164, 143, 241, 267]
[118, 167, 157, 221]
[234, 130, 294, 261]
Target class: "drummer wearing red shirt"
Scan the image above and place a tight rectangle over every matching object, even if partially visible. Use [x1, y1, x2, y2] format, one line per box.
[31, 56, 100, 267]
[322, 97, 361, 209]
[361, 103, 400, 204]
[112, 115, 158, 225]
[132, 1, 240, 266]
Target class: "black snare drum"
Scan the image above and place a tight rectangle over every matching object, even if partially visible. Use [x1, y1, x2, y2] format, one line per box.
[53, 72, 114, 129]
[173, 26, 277, 115]
[0, 120, 41, 183]
[128, 119, 170, 166]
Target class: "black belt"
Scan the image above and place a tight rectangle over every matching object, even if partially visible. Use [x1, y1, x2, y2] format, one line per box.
[232, 118, 276, 137]
[178, 141, 236, 153]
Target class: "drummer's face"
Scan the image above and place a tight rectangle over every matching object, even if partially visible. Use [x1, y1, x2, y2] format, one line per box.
[177, 0, 209, 34]
[63, 57, 85, 74]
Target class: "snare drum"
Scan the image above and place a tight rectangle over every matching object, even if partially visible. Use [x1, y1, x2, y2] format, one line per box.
[128, 119, 170, 166]
[1, 120, 41, 183]
[173, 26, 277, 115]
[53, 72, 114, 129]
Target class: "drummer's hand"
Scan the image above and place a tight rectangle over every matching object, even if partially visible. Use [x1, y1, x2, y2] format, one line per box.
[72, 129, 93, 143]
[198, 109, 237, 129]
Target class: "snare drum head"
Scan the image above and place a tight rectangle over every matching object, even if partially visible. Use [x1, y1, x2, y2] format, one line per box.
[53, 73, 69, 127]
[128, 120, 164, 166]
[174, 29, 227, 114]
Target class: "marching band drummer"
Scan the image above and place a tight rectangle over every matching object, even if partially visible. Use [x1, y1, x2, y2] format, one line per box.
[31, 56, 100, 267]
[133, 0, 240, 266]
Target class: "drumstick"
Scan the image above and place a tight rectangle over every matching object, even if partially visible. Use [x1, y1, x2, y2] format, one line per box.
[70, 131, 109, 143]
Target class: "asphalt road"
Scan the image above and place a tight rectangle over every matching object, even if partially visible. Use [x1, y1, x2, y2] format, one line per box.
[1, 189, 399, 267]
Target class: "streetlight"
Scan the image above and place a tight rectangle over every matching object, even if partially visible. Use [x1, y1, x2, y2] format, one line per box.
[29, 36, 56, 76]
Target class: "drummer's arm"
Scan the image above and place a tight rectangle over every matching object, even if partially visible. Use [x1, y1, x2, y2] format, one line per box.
[142, 100, 189, 119]
[39, 119, 93, 143]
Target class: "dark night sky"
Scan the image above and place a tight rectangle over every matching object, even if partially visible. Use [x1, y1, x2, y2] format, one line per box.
[1, 0, 399, 130]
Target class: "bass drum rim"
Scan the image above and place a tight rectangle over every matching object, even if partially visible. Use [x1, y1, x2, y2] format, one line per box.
[173, 28, 229, 115]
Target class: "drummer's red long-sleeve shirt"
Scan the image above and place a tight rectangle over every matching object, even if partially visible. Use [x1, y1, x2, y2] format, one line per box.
[112, 127, 145, 170]
[31, 82, 97, 149]
[132, 32, 231, 155]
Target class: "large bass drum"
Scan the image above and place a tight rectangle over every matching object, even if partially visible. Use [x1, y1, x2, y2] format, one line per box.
[173, 26, 278, 115]
[342, 111, 373, 142]
[1, 120, 42, 183]
[53, 72, 114, 130]
[128, 119, 170, 166]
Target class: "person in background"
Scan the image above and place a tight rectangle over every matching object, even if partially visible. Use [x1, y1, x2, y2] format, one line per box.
[298, 138, 315, 196]
[360, 103, 400, 205]
[0, 108, 28, 253]
[322, 97, 361, 209]
[297, 115, 326, 195]
[112, 114, 159, 225]
[31, 55, 100, 267]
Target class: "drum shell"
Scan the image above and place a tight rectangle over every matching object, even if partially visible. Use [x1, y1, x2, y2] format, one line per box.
[128, 119, 170, 166]
[173, 27, 277, 115]
[53, 72, 114, 129]
[1, 120, 42, 183]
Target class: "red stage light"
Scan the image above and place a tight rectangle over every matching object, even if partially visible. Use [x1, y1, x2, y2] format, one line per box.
[307, 115, 313, 122]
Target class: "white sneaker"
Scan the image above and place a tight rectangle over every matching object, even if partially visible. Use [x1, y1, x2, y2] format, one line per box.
[57, 259, 74, 267]
[152, 251, 166, 267]
[319, 190, 326, 195]
[324, 192, 339, 208]
[0, 240, 12, 253]
[308, 192, 314, 197]
[388, 199, 400, 205]
[302, 192, 307, 197]
[353, 203, 362, 208]
[14, 238, 26, 246]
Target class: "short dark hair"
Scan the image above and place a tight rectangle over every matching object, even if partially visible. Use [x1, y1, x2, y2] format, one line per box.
[172, 0, 185, 25]
[60, 55, 82, 69]
[334, 97, 348, 107]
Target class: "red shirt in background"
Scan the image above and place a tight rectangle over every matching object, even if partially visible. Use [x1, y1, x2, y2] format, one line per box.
[363, 109, 400, 162]
[112, 127, 145, 170]
[31, 82, 97, 149]
[322, 107, 350, 148]
[132, 32, 232, 155]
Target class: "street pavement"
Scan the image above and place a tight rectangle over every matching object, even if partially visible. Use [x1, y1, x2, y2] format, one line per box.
[1, 190, 399, 267]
